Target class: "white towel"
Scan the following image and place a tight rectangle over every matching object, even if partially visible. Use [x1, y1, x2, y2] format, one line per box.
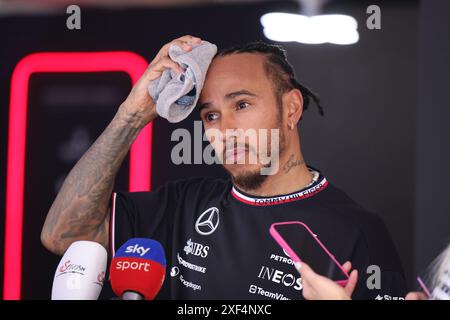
[148, 40, 217, 123]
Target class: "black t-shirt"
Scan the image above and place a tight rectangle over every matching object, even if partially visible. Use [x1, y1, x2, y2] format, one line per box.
[109, 169, 406, 300]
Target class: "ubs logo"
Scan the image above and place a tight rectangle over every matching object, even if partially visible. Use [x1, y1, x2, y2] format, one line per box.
[183, 238, 210, 258]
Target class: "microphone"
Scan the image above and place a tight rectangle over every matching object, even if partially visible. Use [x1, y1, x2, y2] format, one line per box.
[51, 240, 107, 300]
[109, 238, 166, 300]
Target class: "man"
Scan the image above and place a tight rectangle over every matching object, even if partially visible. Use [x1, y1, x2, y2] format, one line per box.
[42, 35, 406, 300]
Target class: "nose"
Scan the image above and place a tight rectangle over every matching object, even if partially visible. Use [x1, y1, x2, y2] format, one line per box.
[221, 113, 243, 148]
[219, 111, 236, 134]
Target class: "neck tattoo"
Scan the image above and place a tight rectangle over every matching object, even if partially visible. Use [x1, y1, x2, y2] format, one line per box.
[282, 154, 305, 174]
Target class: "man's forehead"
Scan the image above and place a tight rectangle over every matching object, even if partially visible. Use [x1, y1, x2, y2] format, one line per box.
[200, 53, 267, 100]
[207, 53, 266, 77]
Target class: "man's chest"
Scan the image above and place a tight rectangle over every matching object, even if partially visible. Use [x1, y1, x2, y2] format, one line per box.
[163, 204, 321, 300]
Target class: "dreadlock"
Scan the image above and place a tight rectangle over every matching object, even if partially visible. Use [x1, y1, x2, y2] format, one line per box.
[216, 41, 324, 117]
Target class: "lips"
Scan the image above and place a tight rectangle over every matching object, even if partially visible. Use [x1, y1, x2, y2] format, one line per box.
[224, 146, 248, 163]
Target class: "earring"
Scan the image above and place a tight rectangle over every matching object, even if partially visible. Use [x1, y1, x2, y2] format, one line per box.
[289, 122, 295, 130]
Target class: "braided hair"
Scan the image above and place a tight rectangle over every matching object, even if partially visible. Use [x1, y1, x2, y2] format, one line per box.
[216, 41, 324, 118]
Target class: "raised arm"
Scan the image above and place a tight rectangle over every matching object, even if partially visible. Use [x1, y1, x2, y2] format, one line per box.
[41, 35, 202, 255]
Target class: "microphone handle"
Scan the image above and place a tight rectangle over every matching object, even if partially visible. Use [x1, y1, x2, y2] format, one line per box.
[122, 291, 144, 300]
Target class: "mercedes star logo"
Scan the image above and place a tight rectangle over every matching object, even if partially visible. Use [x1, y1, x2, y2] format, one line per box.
[195, 207, 220, 236]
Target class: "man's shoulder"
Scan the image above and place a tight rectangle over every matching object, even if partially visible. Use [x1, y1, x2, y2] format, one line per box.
[317, 182, 389, 234]
[116, 176, 230, 199]
[320, 182, 401, 261]
[163, 176, 231, 193]
[315, 181, 404, 274]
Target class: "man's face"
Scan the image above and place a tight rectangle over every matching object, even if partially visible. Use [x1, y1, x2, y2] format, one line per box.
[198, 53, 286, 189]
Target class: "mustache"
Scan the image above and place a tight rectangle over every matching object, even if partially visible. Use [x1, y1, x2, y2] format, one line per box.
[222, 141, 256, 159]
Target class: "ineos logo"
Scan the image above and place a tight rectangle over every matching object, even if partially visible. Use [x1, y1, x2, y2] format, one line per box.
[195, 207, 220, 236]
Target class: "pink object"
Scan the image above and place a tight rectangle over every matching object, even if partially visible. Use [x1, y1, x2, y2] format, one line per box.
[416, 277, 431, 298]
[270, 221, 350, 286]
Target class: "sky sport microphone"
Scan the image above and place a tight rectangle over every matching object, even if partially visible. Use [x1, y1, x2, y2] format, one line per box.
[109, 238, 166, 300]
[51, 240, 107, 300]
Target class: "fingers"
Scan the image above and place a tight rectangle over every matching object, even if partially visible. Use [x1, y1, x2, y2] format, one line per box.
[295, 261, 319, 282]
[343, 269, 358, 297]
[342, 261, 352, 273]
[301, 280, 315, 300]
[152, 35, 202, 63]
[152, 56, 184, 74]
[147, 35, 202, 80]
[294, 262, 315, 300]
[162, 39, 193, 54]
[342, 261, 358, 298]
[175, 35, 202, 49]
[405, 291, 428, 300]
[138, 56, 184, 85]
[297, 261, 357, 300]
[177, 35, 202, 43]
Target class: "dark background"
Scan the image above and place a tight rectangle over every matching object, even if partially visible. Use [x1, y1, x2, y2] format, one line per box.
[0, 0, 449, 299]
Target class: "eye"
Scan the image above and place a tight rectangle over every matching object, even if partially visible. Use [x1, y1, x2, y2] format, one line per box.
[204, 112, 219, 122]
[236, 101, 250, 110]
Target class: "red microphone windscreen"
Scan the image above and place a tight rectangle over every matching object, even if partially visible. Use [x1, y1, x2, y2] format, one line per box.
[110, 239, 166, 300]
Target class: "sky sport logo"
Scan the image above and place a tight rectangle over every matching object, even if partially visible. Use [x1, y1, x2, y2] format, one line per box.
[124, 244, 150, 256]
[115, 261, 151, 272]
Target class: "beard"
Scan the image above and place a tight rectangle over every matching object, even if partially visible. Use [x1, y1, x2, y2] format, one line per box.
[228, 126, 287, 191]
[217, 99, 288, 191]
[231, 165, 270, 190]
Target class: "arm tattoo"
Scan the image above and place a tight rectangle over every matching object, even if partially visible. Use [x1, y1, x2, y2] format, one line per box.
[42, 106, 151, 254]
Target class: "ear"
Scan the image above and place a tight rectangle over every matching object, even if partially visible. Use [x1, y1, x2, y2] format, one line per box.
[282, 89, 303, 129]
